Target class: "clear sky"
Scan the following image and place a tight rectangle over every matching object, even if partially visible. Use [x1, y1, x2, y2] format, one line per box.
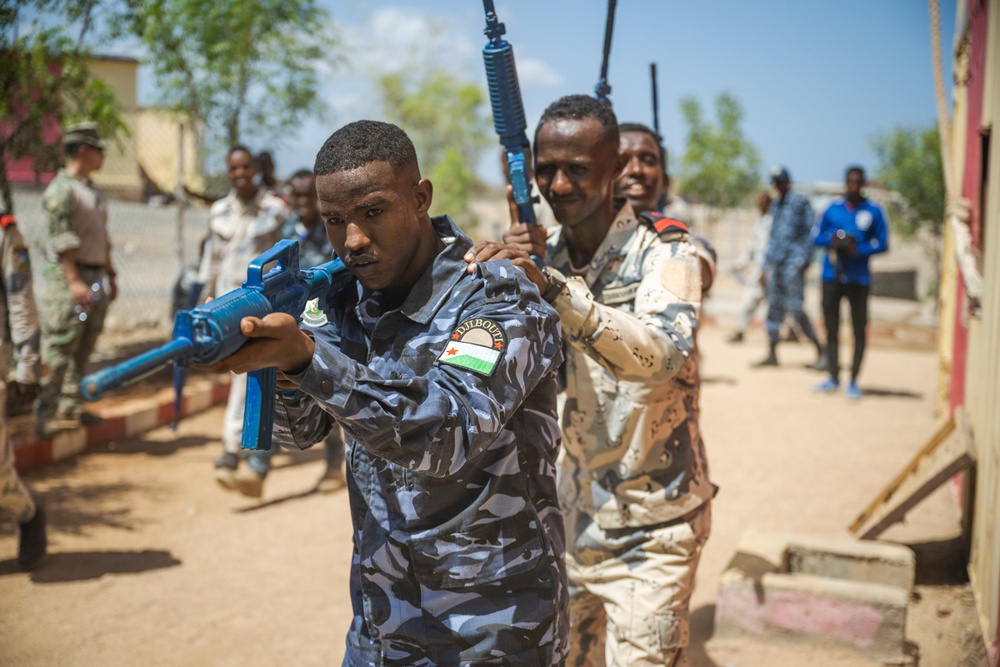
[133, 0, 957, 187]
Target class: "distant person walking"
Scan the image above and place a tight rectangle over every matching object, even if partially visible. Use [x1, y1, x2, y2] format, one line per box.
[35, 123, 118, 437]
[755, 166, 825, 369]
[199, 146, 287, 498]
[729, 191, 773, 343]
[813, 166, 889, 399]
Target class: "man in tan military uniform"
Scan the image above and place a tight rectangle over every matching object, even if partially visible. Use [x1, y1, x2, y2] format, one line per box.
[0, 212, 47, 569]
[480, 94, 713, 667]
[35, 123, 117, 437]
[198, 146, 287, 498]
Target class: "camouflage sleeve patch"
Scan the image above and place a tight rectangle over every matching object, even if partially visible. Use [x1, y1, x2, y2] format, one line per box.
[660, 256, 701, 303]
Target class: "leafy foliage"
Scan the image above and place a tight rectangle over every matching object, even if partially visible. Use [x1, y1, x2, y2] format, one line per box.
[377, 70, 491, 225]
[1, 0, 128, 214]
[111, 0, 337, 155]
[870, 123, 945, 239]
[678, 92, 761, 210]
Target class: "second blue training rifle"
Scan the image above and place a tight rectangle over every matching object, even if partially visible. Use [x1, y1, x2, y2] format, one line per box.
[80, 240, 350, 451]
[594, 0, 618, 105]
[481, 0, 540, 258]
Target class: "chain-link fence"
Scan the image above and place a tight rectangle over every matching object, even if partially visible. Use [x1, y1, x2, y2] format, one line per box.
[12, 186, 210, 362]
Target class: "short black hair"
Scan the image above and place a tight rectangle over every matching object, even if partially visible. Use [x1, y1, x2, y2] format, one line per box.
[535, 94, 619, 152]
[227, 145, 255, 163]
[314, 121, 419, 176]
[289, 168, 314, 182]
[846, 165, 866, 180]
[619, 122, 668, 172]
[64, 143, 83, 158]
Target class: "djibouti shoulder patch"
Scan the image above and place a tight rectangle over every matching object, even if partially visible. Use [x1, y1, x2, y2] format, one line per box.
[438, 317, 507, 377]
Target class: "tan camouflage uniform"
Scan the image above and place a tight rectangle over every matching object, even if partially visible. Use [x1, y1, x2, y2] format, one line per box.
[546, 201, 713, 667]
[0, 219, 41, 523]
[35, 168, 112, 428]
[197, 188, 286, 463]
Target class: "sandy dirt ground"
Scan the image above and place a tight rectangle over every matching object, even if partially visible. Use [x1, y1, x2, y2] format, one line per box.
[0, 314, 988, 666]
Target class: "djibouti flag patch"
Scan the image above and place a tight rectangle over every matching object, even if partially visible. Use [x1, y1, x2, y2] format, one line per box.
[438, 318, 507, 377]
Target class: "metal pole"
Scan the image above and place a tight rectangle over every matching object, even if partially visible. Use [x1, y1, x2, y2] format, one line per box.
[176, 122, 186, 270]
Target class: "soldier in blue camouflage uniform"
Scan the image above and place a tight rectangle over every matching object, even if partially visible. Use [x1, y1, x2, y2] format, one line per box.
[34, 123, 118, 437]
[201, 121, 569, 666]
[0, 212, 47, 569]
[477, 95, 713, 667]
[755, 166, 825, 369]
[282, 169, 346, 493]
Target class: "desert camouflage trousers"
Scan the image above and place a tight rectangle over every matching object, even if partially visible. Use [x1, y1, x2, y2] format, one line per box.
[36, 264, 109, 428]
[565, 503, 711, 667]
[0, 382, 36, 524]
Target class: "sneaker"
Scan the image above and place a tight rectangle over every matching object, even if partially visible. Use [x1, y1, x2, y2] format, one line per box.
[727, 331, 744, 344]
[845, 381, 862, 400]
[18, 505, 47, 570]
[232, 468, 265, 499]
[314, 466, 347, 494]
[813, 378, 840, 393]
[213, 452, 240, 491]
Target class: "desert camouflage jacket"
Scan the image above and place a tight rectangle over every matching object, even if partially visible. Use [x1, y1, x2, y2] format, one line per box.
[197, 188, 287, 297]
[274, 215, 568, 666]
[546, 200, 713, 529]
[0, 221, 40, 384]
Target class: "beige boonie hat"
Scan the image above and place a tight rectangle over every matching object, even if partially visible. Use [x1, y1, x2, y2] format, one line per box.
[62, 122, 106, 149]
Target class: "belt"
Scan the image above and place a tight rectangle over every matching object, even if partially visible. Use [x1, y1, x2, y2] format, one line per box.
[76, 263, 106, 271]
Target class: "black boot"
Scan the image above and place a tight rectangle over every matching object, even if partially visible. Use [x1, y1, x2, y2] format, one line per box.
[809, 345, 828, 372]
[18, 505, 47, 570]
[753, 341, 779, 367]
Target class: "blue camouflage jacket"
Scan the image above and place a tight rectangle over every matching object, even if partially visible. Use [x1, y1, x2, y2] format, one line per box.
[763, 191, 815, 271]
[274, 215, 568, 667]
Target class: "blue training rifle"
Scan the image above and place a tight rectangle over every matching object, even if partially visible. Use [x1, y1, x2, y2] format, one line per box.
[594, 0, 618, 105]
[481, 0, 540, 261]
[79, 240, 350, 451]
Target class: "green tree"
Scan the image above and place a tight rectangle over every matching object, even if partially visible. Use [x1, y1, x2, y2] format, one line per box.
[1, 0, 127, 214]
[377, 70, 491, 226]
[870, 123, 945, 239]
[678, 92, 761, 210]
[112, 0, 337, 156]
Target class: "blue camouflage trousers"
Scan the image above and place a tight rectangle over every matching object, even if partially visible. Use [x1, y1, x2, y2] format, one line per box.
[765, 263, 817, 344]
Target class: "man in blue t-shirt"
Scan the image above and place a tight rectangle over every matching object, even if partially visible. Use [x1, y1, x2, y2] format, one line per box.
[813, 166, 889, 399]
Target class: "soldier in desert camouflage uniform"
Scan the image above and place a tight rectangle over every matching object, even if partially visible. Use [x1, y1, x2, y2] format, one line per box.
[479, 95, 714, 667]
[35, 122, 117, 437]
[0, 212, 47, 569]
[201, 121, 568, 666]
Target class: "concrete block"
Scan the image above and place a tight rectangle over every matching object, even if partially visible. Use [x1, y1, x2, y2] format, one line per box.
[714, 529, 914, 664]
[716, 571, 908, 662]
[786, 535, 916, 590]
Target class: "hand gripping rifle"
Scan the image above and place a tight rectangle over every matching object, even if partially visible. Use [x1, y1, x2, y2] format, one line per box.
[481, 0, 541, 263]
[80, 240, 349, 451]
[594, 0, 618, 106]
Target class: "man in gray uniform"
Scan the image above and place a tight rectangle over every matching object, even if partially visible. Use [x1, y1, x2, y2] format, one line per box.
[756, 165, 825, 369]
[0, 212, 47, 569]
[201, 121, 568, 666]
[479, 94, 713, 667]
[35, 123, 117, 437]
